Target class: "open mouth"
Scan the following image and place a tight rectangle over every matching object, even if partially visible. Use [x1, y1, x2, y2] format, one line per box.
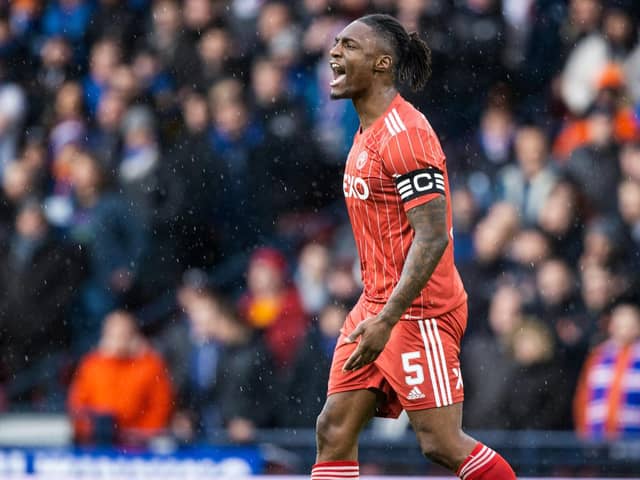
[330, 62, 346, 88]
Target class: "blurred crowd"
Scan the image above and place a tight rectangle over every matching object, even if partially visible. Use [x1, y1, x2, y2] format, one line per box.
[0, 0, 639, 446]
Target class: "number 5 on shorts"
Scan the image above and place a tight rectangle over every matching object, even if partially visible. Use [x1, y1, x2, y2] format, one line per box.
[401, 351, 424, 386]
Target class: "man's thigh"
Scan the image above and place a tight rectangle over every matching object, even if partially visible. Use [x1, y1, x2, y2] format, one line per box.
[374, 302, 467, 412]
[327, 302, 397, 406]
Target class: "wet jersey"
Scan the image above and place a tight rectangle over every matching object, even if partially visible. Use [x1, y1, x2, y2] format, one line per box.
[342, 94, 466, 318]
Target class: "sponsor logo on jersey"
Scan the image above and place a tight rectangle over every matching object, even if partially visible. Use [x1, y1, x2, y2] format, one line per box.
[343, 173, 370, 200]
[394, 167, 445, 202]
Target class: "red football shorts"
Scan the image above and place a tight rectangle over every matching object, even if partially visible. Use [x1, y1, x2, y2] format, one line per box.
[327, 300, 467, 417]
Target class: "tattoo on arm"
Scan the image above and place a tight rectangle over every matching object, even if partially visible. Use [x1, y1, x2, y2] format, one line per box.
[381, 196, 449, 324]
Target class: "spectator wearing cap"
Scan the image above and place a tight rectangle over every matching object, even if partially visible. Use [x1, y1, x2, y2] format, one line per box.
[554, 63, 640, 160]
[238, 247, 308, 374]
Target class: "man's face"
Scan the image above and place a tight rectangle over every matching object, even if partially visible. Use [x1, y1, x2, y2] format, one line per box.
[328, 21, 380, 100]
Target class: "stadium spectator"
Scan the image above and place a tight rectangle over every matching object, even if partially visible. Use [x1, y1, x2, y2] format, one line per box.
[565, 106, 621, 215]
[447, 103, 515, 208]
[64, 150, 146, 350]
[497, 126, 558, 225]
[32, 36, 75, 122]
[285, 301, 346, 427]
[533, 258, 589, 385]
[618, 178, 640, 247]
[0, 201, 85, 407]
[87, 0, 139, 48]
[49, 82, 87, 192]
[88, 90, 126, 171]
[194, 26, 236, 92]
[238, 247, 308, 373]
[458, 202, 520, 330]
[537, 179, 586, 265]
[41, 0, 94, 47]
[574, 303, 640, 438]
[462, 284, 523, 429]
[450, 186, 478, 264]
[499, 319, 571, 429]
[0, 161, 39, 239]
[146, 0, 199, 90]
[0, 81, 26, 176]
[294, 242, 331, 316]
[167, 286, 276, 442]
[68, 310, 174, 446]
[83, 38, 121, 117]
[167, 91, 224, 269]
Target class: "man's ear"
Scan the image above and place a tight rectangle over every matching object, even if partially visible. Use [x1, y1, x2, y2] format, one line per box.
[374, 54, 392, 73]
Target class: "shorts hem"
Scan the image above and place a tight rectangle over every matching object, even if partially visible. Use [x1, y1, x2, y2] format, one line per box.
[327, 385, 383, 397]
[402, 397, 464, 412]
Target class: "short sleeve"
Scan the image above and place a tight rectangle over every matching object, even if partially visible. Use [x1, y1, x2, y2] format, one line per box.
[381, 127, 446, 211]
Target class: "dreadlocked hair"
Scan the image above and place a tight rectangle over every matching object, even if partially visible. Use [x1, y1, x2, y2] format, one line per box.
[359, 14, 432, 92]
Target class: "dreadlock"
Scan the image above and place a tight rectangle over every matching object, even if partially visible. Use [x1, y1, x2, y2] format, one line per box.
[359, 14, 432, 92]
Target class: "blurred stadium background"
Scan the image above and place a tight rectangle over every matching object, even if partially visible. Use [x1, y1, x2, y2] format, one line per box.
[1, 0, 640, 477]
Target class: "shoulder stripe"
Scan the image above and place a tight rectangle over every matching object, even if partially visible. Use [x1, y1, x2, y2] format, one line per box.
[391, 108, 407, 131]
[387, 112, 404, 135]
[384, 117, 396, 136]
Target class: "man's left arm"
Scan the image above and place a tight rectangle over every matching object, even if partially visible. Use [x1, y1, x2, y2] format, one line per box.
[343, 195, 449, 372]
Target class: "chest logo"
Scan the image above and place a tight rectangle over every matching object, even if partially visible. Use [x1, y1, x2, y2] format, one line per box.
[343, 173, 370, 200]
[356, 150, 368, 170]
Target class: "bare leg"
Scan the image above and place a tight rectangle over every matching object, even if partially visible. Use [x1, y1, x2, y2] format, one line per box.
[407, 402, 477, 471]
[315, 389, 378, 462]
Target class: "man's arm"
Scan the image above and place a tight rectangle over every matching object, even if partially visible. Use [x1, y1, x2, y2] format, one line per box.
[343, 196, 449, 372]
[380, 195, 449, 321]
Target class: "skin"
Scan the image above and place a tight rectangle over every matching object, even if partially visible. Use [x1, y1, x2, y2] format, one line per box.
[318, 19, 476, 472]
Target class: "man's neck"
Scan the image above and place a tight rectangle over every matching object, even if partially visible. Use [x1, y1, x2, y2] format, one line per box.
[353, 85, 398, 131]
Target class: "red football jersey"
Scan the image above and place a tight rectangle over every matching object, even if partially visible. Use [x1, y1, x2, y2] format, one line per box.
[342, 94, 466, 319]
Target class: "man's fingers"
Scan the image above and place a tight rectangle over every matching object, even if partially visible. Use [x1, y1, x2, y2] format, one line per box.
[344, 324, 364, 344]
[343, 345, 381, 372]
[343, 351, 362, 372]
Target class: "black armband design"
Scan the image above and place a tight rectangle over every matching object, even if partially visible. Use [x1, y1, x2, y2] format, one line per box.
[394, 167, 445, 202]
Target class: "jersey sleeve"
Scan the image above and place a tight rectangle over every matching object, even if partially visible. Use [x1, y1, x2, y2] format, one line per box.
[381, 127, 446, 212]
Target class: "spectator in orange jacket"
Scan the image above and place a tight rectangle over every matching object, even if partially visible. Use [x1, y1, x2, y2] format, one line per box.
[68, 310, 174, 445]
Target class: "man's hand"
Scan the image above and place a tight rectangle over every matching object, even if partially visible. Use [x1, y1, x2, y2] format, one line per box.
[342, 314, 396, 372]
